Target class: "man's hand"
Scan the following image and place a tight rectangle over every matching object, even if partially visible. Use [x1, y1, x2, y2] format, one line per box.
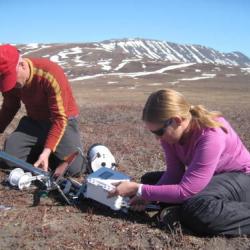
[108, 181, 140, 197]
[34, 148, 52, 172]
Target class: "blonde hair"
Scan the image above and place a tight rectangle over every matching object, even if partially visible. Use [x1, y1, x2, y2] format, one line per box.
[142, 89, 227, 133]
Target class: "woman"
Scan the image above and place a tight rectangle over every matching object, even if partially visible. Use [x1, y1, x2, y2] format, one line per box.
[110, 89, 250, 236]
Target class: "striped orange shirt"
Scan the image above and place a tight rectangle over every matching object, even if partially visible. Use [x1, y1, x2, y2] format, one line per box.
[0, 58, 79, 151]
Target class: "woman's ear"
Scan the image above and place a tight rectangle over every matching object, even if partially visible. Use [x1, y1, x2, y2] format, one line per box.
[171, 117, 182, 126]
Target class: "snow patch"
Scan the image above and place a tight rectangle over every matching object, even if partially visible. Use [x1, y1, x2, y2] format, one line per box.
[180, 75, 215, 81]
[147, 83, 163, 86]
[107, 81, 118, 85]
[241, 68, 250, 73]
[114, 60, 129, 71]
[98, 59, 112, 71]
[99, 43, 116, 52]
[202, 73, 216, 77]
[169, 81, 179, 85]
[70, 63, 196, 81]
[128, 86, 136, 90]
[26, 43, 39, 49]
[50, 55, 60, 62]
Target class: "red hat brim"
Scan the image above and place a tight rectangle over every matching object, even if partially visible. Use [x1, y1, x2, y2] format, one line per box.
[0, 70, 17, 92]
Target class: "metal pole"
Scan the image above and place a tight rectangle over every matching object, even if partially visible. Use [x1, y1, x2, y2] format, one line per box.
[0, 151, 49, 176]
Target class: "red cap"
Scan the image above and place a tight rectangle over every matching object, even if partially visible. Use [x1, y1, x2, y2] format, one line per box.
[0, 44, 19, 92]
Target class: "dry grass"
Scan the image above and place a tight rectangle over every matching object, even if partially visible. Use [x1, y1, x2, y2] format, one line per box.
[1, 77, 250, 249]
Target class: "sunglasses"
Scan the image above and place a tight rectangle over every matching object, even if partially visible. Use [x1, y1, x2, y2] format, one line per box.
[150, 119, 172, 136]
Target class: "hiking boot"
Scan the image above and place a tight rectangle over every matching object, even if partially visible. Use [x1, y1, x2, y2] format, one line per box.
[159, 205, 181, 230]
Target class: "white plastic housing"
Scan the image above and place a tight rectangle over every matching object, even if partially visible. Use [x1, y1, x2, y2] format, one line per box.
[85, 167, 130, 210]
[8, 168, 32, 190]
[88, 145, 116, 172]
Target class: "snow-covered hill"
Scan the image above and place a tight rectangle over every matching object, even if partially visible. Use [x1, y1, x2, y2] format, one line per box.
[14, 38, 250, 82]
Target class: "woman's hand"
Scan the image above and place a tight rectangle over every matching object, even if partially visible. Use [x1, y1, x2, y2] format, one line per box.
[34, 148, 52, 172]
[108, 181, 140, 197]
[107, 181, 150, 211]
[129, 196, 149, 211]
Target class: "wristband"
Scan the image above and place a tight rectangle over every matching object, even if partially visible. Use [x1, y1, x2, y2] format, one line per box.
[136, 184, 143, 197]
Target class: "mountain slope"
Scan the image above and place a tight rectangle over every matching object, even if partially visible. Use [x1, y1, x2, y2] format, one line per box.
[14, 39, 250, 82]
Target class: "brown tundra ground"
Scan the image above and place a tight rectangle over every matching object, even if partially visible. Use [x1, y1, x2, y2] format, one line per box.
[1, 73, 250, 249]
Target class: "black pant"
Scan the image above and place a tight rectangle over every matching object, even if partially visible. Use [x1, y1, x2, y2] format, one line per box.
[3, 116, 87, 176]
[141, 171, 250, 236]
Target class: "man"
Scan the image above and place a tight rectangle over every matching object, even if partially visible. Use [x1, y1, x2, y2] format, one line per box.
[0, 44, 87, 176]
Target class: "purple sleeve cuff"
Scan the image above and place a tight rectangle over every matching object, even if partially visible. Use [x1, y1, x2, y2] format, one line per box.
[141, 184, 186, 204]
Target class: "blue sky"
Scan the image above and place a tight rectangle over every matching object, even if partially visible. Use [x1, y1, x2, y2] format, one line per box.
[1, 0, 250, 57]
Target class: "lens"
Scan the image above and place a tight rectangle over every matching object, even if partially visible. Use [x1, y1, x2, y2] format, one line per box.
[151, 128, 165, 136]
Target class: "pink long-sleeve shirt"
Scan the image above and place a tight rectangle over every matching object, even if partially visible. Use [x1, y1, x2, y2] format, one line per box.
[141, 117, 250, 204]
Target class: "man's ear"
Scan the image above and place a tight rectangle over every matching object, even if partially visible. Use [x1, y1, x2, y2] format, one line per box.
[17, 57, 27, 70]
[19, 61, 26, 70]
[171, 116, 182, 126]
